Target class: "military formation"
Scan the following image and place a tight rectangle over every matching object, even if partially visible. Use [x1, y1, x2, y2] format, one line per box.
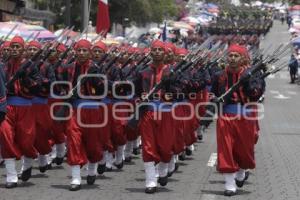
[0, 6, 289, 197]
[207, 5, 273, 36]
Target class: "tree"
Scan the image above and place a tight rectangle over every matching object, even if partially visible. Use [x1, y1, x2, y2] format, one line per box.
[27, 0, 180, 30]
[149, 0, 179, 23]
[109, 0, 179, 25]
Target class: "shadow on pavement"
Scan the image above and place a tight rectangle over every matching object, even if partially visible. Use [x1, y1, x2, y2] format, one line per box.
[201, 189, 251, 196]
[125, 187, 173, 193]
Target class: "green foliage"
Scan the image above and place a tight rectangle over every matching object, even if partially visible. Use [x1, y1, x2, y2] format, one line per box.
[289, 0, 300, 5]
[29, 0, 179, 30]
[149, 0, 179, 23]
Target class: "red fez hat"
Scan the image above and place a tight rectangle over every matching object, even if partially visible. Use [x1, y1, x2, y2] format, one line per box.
[57, 43, 67, 53]
[128, 47, 138, 54]
[1, 41, 10, 50]
[75, 39, 91, 50]
[176, 48, 188, 56]
[151, 40, 166, 52]
[165, 42, 176, 53]
[92, 41, 107, 52]
[116, 46, 126, 53]
[28, 40, 42, 49]
[228, 44, 247, 56]
[143, 48, 151, 54]
[10, 36, 25, 47]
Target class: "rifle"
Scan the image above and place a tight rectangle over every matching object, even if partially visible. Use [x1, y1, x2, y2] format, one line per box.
[53, 28, 89, 69]
[133, 40, 220, 102]
[122, 53, 151, 79]
[91, 30, 105, 44]
[0, 24, 18, 46]
[103, 52, 122, 73]
[259, 62, 288, 79]
[54, 54, 119, 119]
[126, 55, 199, 129]
[5, 28, 71, 87]
[199, 44, 290, 127]
[32, 31, 41, 41]
[53, 45, 121, 119]
[35, 28, 74, 70]
[25, 32, 35, 43]
[5, 42, 50, 88]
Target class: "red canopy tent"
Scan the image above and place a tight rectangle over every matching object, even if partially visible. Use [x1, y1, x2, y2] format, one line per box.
[290, 5, 300, 11]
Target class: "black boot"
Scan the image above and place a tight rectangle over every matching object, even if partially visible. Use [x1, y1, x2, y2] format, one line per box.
[178, 152, 186, 161]
[20, 167, 32, 182]
[145, 187, 157, 194]
[185, 147, 192, 156]
[158, 176, 168, 186]
[55, 157, 64, 165]
[39, 165, 47, 173]
[97, 164, 106, 174]
[87, 175, 96, 185]
[114, 161, 124, 169]
[235, 178, 245, 188]
[167, 170, 174, 177]
[198, 134, 203, 141]
[197, 126, 205, 141]
[174, 162, 179, 171]
[244, 171, 250, 181]
[132, 148, 140, 155]
[39, 163, 52, 173]
[124, 156, 132, 163]
[105, 166, 113, 172]
[224, 190, 237, 196]
[69, 184, 81, 191]
[5, 182, 17, 189]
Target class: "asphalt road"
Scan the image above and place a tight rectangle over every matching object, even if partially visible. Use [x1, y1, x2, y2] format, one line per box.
[1, 20, 299, 200]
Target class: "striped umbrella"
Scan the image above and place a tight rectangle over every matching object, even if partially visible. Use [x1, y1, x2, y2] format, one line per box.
[0, 21, 56, 42]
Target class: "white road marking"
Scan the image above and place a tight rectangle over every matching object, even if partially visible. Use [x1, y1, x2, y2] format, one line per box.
[273, 94, 290, 99]
[287, 91, 297, 95]
[201, 194, 216, 200]
[207, 153, 217, 167]
[269, 90, 280, 94]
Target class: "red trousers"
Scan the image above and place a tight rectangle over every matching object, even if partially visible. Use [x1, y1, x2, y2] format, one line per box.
[182, 103, 198, 146]
[110, 103, 127, 150]
[139, 111, 175, 163]
[125, 100, 139, 141]
[48, 98, 66, 144]
[251, 105, 260, 144]
[0, 105, 37, 159]
[66, 108, 104, 166]
[97, 105, 112, 152]
[197, 90, 209, 117]
[33, 103, 53, 155]
[172, 105, 185, 154]
[216, 113, 256, 173]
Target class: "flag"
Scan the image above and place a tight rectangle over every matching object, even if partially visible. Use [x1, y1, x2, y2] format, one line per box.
[96, 0, 110, 36]
[162, 21, 167, 42]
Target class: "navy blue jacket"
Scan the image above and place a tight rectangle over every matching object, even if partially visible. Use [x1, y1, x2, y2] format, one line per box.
[0, 63, 7, 113]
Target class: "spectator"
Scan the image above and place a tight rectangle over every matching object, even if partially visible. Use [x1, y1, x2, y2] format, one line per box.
[288, 54, 298, 83]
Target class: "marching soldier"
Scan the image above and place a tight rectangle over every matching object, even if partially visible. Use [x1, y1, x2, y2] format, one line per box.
[47, 43, 68, 166]
[131, 40, 175, 194]
[0, 42, 11, 62]
[61, 39, 106, 191]
[27, 40, 56, 172]
[0, 59, 7, 166]
[0, 36, 41, 188]
[210, 44, 265, 196]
